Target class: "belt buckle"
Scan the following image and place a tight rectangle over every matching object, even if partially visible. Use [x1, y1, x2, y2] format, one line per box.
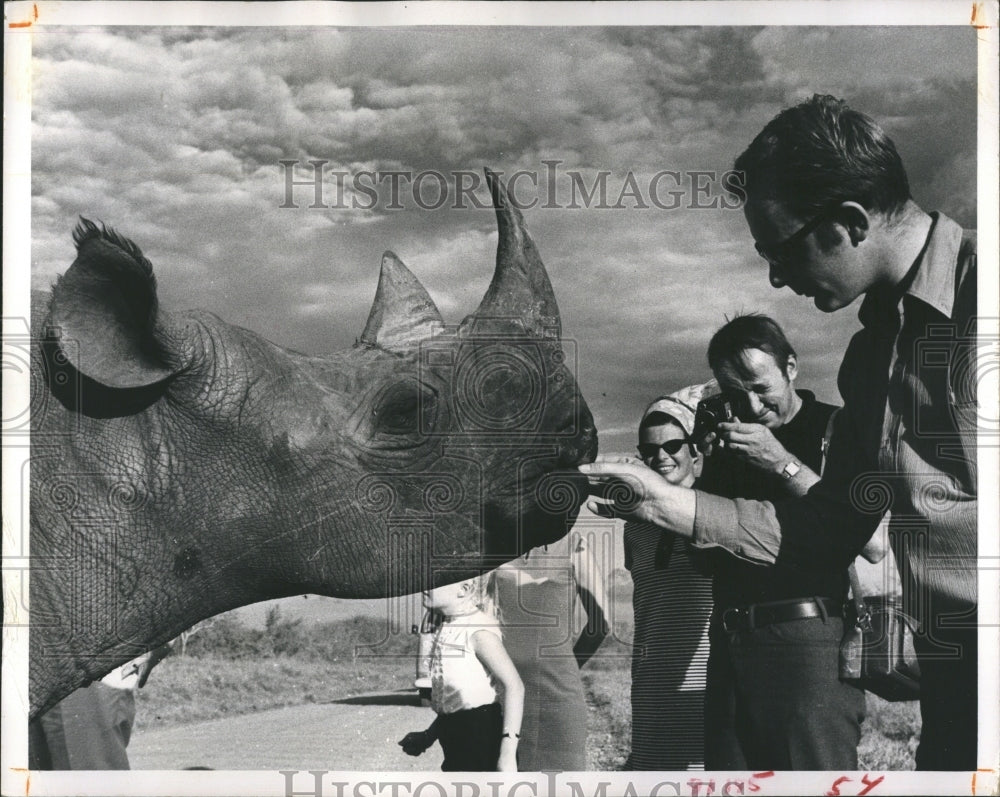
[721, 607, 747, 633]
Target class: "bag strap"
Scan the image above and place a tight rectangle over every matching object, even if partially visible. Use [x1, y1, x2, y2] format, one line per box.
[847, 560, 867, 623]
[822, 409, 867, 616]
[820, 407, 838, 477]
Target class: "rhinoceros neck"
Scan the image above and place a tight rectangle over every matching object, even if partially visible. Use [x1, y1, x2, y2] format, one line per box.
[29, 327, 370, 713]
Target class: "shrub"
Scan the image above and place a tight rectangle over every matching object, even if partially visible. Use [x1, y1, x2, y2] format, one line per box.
[181, 610, 417, 662]
[183, 616, 267, 659]
[265, 606, 306, 657]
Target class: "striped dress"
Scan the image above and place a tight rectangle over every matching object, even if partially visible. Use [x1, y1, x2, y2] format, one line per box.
[623, 522, 713, 771]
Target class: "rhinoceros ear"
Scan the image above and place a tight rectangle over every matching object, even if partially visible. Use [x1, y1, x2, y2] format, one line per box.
[47, 218, 179, 388]
[463, 167, 561, 340]
[360, 251, 445, 351]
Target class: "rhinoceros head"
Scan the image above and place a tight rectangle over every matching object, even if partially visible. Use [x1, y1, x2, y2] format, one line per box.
[30, 169, 596, 713]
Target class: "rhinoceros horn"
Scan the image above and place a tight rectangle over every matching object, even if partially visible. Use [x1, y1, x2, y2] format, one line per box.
[463, 167, 561, 340]
[360, 251, 445, 351]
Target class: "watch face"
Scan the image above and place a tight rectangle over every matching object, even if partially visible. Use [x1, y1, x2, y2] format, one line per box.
[783, 461, 801, 478]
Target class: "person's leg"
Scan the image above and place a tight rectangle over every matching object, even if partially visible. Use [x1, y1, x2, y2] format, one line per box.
[914, 620, 977, 770]
[704, 625, 746, 770]
[734, 615, 865, 770]
[34, 683, 132, 769]
[29, 715, 55, 770]
[437, 713, 457, 771]
[668, 690, 709, 771]
[438, 704, 503, 771]
[108, 687, 137, 750]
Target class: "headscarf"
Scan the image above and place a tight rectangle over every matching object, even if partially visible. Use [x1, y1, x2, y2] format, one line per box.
[639, 379, 718, 437]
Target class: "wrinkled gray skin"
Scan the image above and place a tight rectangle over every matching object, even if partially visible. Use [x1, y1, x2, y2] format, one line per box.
[29, 169, 597, 717]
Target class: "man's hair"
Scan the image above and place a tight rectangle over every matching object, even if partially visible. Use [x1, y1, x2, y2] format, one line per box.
[730, 94, 911, 218]
[708, 313, 796, 378]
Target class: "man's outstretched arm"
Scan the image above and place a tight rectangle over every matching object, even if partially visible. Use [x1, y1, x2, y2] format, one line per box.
[580, 457, 695, 530]
[580, 459, 778, 563]
[580, 405, 884, 570]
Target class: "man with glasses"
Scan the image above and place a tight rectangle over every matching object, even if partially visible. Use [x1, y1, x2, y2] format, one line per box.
[696, 313, 865, 770]
[582, 94, 978, 770]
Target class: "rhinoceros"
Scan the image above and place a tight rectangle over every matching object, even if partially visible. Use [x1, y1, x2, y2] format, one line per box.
[28, 168, 597, 717]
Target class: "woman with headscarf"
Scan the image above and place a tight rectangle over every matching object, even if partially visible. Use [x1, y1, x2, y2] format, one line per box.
[623, 383, 715, 771]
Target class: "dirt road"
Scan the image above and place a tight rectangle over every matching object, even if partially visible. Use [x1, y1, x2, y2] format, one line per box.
[129, 691, 444, 771]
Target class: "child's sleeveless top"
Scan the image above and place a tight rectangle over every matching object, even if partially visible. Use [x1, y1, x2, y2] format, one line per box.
[430, 609, 502, 714]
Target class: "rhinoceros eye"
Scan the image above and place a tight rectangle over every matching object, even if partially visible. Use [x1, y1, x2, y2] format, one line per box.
[373, 382, 438, 437]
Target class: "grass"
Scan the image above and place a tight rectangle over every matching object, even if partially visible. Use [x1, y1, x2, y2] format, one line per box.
[580, 669, 920, 771]
[858, 696, 920, 770]
[134, 655, 410, 733]
[134, 609, 420, 732]
[134, 609, 920, 770]
[583, 668, 632, 770]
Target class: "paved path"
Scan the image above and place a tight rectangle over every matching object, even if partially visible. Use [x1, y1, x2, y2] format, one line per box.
[129, 691, 444, 771]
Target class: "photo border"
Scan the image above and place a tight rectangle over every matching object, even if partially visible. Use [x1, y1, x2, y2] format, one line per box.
[4, 2, 997, 795]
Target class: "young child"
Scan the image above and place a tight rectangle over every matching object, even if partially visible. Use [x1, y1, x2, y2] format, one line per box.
[399, 574, 523, 771]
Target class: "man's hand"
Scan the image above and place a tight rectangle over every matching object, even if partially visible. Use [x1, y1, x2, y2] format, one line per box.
[695, 429, 719, 456]
[715, 421, 791, 475]
[579, 456, 666, 522]
[578, 457, 697, 537]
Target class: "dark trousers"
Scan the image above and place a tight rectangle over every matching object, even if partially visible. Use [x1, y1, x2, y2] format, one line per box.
[30, 682, 135, 770]
[705, 615, 866, 770]
[913, 619, 978, 770]
[437, 702, 503, 772]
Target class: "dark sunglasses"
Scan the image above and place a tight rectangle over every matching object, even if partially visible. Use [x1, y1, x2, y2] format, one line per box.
[637, 439, 691, 458]
[754, 208, 832, 267]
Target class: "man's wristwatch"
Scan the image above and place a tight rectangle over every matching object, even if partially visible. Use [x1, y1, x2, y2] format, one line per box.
[781, 460, 801, 479]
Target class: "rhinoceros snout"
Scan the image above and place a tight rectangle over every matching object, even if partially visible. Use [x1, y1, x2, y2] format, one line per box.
[562, 410, 597, 467]
[566, 403, 598, 465]
[582, 421, 598, 462]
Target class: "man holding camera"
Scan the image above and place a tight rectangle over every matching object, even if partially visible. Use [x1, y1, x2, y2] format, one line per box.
[694, 313, 865, 770]
[582, 95, 978, 770]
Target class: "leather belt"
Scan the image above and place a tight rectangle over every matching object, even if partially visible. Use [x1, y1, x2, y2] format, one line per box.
[718, 597, 843, 633]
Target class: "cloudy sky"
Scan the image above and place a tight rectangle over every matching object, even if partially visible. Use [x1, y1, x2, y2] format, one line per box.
[28, 18, 979, 453]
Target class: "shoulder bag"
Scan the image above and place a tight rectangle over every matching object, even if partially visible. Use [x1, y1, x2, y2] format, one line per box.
[822, 409, 921, 701]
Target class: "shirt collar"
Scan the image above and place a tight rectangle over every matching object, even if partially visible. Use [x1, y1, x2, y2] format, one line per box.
[780, 389, 814, 431]
[904, 211, 964, 318]
[859, 211, 964, 327]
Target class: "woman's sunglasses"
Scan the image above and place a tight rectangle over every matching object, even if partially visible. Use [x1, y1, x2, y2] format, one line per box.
[637, 439, 691, 458]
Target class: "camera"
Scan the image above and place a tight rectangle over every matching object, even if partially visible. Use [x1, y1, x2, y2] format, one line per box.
[692, 391, 752, 441]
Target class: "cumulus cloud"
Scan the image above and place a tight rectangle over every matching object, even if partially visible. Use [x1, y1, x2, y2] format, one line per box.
[28, 24, 979, 452]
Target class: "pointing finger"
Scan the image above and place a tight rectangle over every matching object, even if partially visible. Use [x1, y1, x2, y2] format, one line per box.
[586, 499, 617, 519]
[579, 460, 644, 476]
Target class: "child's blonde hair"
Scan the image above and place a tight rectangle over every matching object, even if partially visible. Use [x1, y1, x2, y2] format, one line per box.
[465, 570, 502, 624]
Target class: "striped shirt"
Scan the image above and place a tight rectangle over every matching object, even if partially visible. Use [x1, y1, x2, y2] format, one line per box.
[624, 523, 713, 770]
